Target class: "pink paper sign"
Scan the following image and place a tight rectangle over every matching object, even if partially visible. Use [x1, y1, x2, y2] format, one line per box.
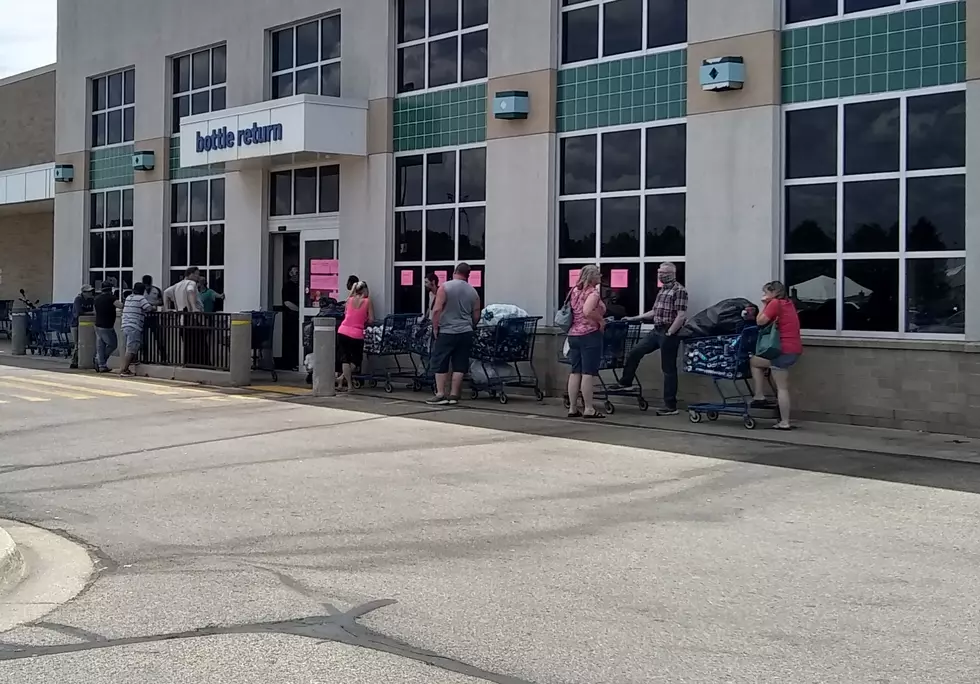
[310, 274, 338, 290]
[328, 290, 339, 300]
[400, 269, 414, 286]
[470, 270, 482, 288]
[436, 271, 449, 285]
[610, 269, 629, 288]
[310, 259, 339, 275]
[568, 269, 581, 288]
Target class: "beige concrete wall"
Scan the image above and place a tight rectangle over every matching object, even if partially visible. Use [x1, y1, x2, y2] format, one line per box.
[534, 330, 980, 437]
[0, 211, 54, 302]
[0, 67, 55, 172]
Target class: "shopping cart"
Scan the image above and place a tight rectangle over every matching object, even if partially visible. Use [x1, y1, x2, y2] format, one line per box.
[469, 316, 544, 404]
[362, 313, 419, 393]
[27, 304, 74, 357]
[250, 310, 279, 381]
[408, 317, 436, 393]
[683, 326, 769, 429]
[560, 321, 648, 414]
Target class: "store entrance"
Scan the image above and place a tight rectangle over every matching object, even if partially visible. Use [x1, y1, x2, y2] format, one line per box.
[269, 228, 339, 371]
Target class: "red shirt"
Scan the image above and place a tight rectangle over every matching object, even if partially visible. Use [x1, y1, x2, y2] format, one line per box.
[763, 299, 803, 355]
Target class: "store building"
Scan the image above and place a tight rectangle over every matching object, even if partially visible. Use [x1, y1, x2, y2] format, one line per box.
[1, 0, 978, 431]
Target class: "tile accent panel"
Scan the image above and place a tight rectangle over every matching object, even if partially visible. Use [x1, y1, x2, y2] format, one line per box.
[556, 49, 688, 133]
[782, 1, 967, 104]
[89, 145, 134, 190]
[393, 83, 487, 153]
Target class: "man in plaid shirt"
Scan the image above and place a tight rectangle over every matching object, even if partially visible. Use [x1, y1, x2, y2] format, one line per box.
[609, 262, 688, 415]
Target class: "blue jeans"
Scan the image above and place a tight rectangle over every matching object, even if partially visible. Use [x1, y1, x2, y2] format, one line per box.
[95, 327, 118, 370]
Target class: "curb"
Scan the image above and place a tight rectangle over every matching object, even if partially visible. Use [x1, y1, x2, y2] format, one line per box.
[0, 526, 25, 594]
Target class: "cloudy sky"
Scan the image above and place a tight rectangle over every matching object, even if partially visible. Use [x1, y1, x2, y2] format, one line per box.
[0, 2, 57, 79]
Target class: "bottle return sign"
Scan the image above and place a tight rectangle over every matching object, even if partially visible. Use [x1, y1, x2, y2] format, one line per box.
[196, 123, 284, 152]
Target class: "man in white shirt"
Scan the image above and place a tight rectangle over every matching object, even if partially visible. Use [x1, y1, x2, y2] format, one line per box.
[172, 267, 202, 312]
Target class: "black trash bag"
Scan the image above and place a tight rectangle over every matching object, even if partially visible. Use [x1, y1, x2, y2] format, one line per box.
[679, 298, 756, 338]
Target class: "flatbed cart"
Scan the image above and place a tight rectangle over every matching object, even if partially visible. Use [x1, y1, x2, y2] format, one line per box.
[469, 316, 544, 404]
[560, 321, 649, 414]
[251, 310, 279, 381]
[361, 313, 419, 393]
[683, 325, 775, 429]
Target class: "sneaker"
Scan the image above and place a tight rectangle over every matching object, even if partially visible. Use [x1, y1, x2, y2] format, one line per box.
[606, 382, 631, 391]
[447, 396, 459, 406]
[119, 369, 134, 377]
[426, 395, 450, 406]
[656, 407, 679, 416]
[69, 363, 78, 369]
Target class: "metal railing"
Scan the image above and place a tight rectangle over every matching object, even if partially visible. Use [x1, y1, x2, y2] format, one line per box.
[140, 312, 232, 371]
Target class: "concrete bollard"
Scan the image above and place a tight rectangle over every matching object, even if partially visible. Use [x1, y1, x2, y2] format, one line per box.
[10, 302, 28, 356]
[312, 317, 336, 397]
[229, 313, 253, 387]
[76, 315, 97, 370]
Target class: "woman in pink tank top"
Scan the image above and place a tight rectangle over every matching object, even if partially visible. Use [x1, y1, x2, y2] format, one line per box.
[337, 282, 373, 391]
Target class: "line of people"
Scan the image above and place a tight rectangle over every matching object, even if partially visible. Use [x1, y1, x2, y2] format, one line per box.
[564, 263, 802, 429]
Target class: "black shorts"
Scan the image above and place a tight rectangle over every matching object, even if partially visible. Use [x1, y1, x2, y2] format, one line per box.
[431, 331, 473, 374]
[567, 330, 602, 375]
[337, 333, 364, 365]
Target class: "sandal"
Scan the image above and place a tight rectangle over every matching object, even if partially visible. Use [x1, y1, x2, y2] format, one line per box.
[566, 411, 582, 418]
[582, 412, 606, 420]
[771, 424, 793, 431]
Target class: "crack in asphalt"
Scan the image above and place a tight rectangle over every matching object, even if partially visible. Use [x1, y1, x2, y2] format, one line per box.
[0, 602, 535, 684]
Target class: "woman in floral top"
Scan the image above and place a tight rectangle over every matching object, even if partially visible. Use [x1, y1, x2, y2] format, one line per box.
[566, 265, 606, 419]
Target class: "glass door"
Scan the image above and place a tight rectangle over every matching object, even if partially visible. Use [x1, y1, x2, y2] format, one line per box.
[299, 229, 340, 363]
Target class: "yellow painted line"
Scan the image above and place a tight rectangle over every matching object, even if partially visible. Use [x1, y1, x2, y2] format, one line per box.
[231, 320, 250, 326]
[0, 381, 95, 400]
[10, 395, 50, 403]
[78, 322, 95, 327]
[249, 385, 310, 396]
[52, 375, 207, 396]
[5, 376, 135, 398]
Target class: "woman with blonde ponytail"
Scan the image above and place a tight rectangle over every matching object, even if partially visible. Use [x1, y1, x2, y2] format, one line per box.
[336, 281, 373, 391]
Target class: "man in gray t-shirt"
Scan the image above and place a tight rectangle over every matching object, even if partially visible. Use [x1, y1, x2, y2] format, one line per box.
[427, 263, 481, 406]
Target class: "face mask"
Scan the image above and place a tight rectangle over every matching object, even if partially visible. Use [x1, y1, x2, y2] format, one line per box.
[659, 273, 675, 286]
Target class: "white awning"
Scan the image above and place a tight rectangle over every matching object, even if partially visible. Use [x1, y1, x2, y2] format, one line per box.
[178, 94, 368, 167]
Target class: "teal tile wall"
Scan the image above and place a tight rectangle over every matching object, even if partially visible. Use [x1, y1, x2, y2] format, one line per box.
[393, 83, 487, 152]
[89, 145, 134, 189]
[169, 136, 225, 180]
[782, 1, 966, 104]
[556, 49, 687, 133]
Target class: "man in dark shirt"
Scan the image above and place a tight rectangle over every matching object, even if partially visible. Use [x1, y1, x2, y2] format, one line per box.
[93, 283, 120, 373]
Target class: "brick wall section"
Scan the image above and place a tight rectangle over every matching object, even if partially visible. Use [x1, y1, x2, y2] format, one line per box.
[0, 70, 55, 172]
[0, 212, 53, 303]
[534, 329, 980, 437]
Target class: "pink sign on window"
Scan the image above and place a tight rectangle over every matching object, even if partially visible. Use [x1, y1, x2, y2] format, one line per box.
[568, 269, 581, 288]
[310, 259, 339, 275]
[400, 269, 414, 286]
[310, 274, 338, 291]
[470, 270, 482, 287]
[610, 269, 629, 289]
[436, 271, 449, 285]
[328, 290, 339, 300]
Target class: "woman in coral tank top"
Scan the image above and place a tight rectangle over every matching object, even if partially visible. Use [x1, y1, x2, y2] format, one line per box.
[336, 281, 373, 392]
[750, 280, 803, 430]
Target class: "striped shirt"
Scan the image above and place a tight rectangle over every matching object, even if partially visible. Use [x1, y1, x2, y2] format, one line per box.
[122, 294, 153, 332]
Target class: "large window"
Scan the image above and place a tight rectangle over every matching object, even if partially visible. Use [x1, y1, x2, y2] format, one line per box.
[89, 189, 134, 289]
[91, 69, 135, 147]
[393, 146, 487, 313]
[269, 165, 340, 217]
[558, 123, 686, 317]
[785, 0, 941, 25]
[170, 178, 226, 295]
[783, 88, 966, 336]
[561, 0, 687, 66]
[396, 0, 488, 93]
[172, 45, 227, 133]
[271, 14, 341, 99]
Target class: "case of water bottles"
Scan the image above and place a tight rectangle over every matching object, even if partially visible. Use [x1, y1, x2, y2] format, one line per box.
[683, 327, 758, 380]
